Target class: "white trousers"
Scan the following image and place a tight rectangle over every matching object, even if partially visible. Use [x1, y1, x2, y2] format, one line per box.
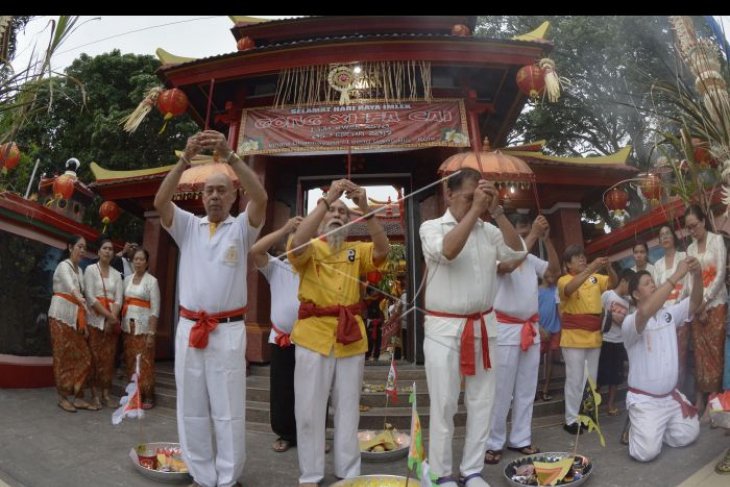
[486, 342, 540, 450]
[561, 347, 600, 425]
[294, 346, 364, 484]
[175, 319, 246, 487]
[424, 333, 497, 478]
[628, 393, 700, 462]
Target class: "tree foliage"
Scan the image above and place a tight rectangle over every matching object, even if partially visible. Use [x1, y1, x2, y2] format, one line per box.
[476, 16, 710, 168]
[7, 50, 198, 240]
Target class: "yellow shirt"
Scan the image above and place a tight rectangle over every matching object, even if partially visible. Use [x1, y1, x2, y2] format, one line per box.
[558, 273, 609, 348]
[288, 238, 382, 358]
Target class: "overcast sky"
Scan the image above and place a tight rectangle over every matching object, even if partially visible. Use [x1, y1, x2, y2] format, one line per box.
[14, 15, 729, 74]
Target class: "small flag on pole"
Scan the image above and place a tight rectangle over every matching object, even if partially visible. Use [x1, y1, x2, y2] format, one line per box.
[408, 381, 425, 472]
[577, 361, 605, 446]
[385, 356, 398, 404]
[112, 353, 144, 425]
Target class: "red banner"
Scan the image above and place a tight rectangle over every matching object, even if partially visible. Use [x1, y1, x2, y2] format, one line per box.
[237, 99, 469, 155]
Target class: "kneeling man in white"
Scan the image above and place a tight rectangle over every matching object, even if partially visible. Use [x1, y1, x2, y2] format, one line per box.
[622, 256, 702, 462]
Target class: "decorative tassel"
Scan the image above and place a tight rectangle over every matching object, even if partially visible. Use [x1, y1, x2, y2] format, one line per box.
[121, 86, 162, 133]
[539, 58, 561, 103]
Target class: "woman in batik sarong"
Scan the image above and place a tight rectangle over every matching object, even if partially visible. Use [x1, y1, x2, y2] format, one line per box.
[48, 235, 97, 412]
[684, 205, 727, 416]
[121, 247, 160, 409]
[84, 236, 123, 409]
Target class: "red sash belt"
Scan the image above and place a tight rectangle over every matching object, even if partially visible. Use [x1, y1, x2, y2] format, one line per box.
[298, 302, 364, 345]
[53, 292, 87, 331]
[496, 311, 539, 351]
[122, 297, 151, 317]
[426, 308, 493, 376]
[561, 313, 601, 332]
[180, 306, 247, 349]
[628, 386, 698, 418]
[271, 322, 292, 348]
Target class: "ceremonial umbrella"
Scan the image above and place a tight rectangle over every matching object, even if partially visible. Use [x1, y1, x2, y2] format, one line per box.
[438, 149, 536, 208]
[174, 153, 240, 200]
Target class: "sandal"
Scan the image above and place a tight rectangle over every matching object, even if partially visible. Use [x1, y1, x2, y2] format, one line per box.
[57, 399, 77, 413]
[715, 449, 730, 475]
[607, 407, 620, 416]
[73, 398, 100, 411]
[272, 438, 291, 453]
[484, 449, 503, 464]
[507, 445, 540, 455]
[537, 390, 553, 401]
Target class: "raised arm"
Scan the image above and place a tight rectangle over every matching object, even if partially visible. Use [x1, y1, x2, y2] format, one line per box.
[485, 183, 521, 251]
[564, 257, 607, 297]
[205, 130, 268, 228]
[290, 179, 347, 256]
[154, 133, 200, 228]
[441, 180, 492, 260]
[251, 217, 303, 268]
[635, 257, 698, 334]
[345, 181, 389, 265]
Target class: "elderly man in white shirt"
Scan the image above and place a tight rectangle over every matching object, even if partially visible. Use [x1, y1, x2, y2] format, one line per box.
[420, 168, 526, 487]
[622, 257, 703, 463]
[154, 129, 267, 487]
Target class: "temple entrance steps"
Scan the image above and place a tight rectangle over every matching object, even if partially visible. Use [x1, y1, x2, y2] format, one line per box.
[112, 358, 628, 434]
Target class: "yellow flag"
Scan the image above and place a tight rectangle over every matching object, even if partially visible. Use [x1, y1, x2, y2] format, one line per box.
[577, 361, 605, 446]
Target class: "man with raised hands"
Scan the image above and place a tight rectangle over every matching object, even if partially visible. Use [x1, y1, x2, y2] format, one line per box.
[287, 179, 389, 486]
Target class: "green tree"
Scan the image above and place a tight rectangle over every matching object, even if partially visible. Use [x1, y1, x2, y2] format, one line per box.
[11, 50, 198, 241]
[476, 16, 709, 168]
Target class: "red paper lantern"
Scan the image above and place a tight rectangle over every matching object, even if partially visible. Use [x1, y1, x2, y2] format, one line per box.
[237, 36, 256, 51]
[366, 270, 382, 284]
[99, 200, 121, 226]
[640, 174, 662, 205]
[604, 187, 629, 218]
[156, 88, 189, 121]
[516, 65, 545, 100]
[52, 174, 75, 200]
[451, 24, 471, 36]
[0, 142, 20, 171]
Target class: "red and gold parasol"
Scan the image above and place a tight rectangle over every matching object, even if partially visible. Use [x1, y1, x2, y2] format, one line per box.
[174, 153, 240, 200]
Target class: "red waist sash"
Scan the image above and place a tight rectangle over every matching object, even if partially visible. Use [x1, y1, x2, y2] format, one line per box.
[561, 313, 601, 332]
[179, 306, 247, 349]
[628, 386, 698, 419]
[298, 302, 364, 345]
[496, 311, 539, 351]
[271, 322, 292, 348]
[426, 308, 493, 376]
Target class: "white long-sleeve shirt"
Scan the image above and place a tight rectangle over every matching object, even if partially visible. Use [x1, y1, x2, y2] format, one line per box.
[122, 272, 161, 335]
[420, 209, 526, 338]
[48, 259, 85, 329]
[83, 263, 123, 330]
[687, 232, 727, 308]
[653, 251, 688, 306]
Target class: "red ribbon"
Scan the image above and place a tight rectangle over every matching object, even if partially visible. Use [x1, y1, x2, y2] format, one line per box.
[298, 302, 364, 345]
[628, 386, 698, 419]
[496, 311, 539, 351]
[271, 322, 292, 348]
[426, 308, 493, 376]
[180, 306, 247, 349]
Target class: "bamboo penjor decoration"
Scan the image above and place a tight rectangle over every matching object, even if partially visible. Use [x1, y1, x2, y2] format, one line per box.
[670, 16, 730, 208]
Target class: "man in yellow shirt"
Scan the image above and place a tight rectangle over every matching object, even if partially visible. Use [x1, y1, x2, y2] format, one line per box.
[288, 179, 389, 486]
[558, 244, 617, 434]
